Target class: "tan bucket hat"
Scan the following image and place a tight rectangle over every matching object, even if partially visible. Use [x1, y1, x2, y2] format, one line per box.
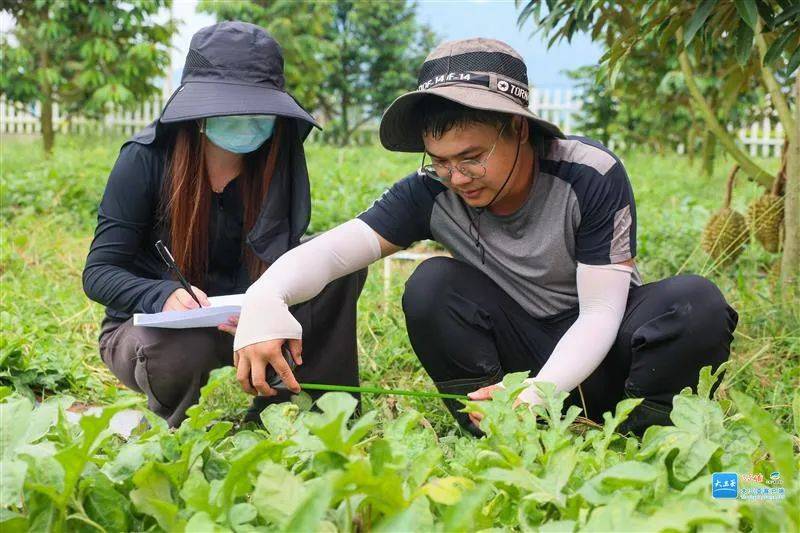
[379, 37, 565, 152]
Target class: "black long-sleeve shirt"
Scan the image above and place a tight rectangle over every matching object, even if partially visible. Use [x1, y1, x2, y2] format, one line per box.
[83, 140, 251, 321]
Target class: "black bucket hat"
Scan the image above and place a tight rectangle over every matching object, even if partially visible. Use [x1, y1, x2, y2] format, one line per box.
[380, 38, 565, 152]
[159, 21, 320, 134]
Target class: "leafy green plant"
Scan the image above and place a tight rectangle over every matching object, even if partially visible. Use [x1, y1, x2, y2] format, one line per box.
[1, 364, 797, 532]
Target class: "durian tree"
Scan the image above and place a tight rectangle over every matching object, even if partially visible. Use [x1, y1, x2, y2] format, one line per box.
[517, 0, 798, 291]
[0, 0, 176, 155]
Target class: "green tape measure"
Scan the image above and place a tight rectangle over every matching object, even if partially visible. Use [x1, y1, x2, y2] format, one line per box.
[268, 346, 467, 400]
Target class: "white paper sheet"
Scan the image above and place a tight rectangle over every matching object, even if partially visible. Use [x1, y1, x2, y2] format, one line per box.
[133, 294, 245, 329]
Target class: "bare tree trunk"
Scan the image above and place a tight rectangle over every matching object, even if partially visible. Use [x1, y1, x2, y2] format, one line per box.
[41, 95, 54, 155]
[701, 130, 716, 178]
[780, 74, 799, 291]
[40, 44, 54, 155]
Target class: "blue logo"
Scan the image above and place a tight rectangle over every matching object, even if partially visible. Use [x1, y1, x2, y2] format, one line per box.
[712, 472, 738, 499]
[770, 472, 780, 481]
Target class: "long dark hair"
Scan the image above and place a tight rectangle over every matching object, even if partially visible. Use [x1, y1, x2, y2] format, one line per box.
[162, 118, 282, 286]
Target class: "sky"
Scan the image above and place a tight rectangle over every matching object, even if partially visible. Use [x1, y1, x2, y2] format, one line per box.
[165, 0, 603, 92]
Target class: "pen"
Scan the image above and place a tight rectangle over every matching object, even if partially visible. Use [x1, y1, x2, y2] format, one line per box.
[155, 240, 204, 308]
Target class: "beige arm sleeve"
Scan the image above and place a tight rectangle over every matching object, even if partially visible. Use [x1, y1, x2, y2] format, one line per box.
[517, 262, 633, 407]
[233, 218, 382, 352]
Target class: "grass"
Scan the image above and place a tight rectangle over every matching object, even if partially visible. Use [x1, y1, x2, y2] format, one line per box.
[0, 132, 797, 436]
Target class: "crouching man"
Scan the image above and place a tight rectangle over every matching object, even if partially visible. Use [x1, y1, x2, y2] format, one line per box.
[233, 38, 738, 437]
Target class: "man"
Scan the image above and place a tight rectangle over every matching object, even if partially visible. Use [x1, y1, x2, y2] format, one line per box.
[233, 38, 738, 437]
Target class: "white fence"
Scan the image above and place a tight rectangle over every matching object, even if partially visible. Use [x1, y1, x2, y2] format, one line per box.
[0, 95, 166, 137]
[0, 91, 786, 157]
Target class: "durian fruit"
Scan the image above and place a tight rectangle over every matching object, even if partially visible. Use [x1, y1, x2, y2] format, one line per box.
[701, 165, 749, 267]
[747, 194, 784, 252]
[747, 143, 786, 253]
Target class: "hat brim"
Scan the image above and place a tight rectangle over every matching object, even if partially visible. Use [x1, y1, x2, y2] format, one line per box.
[379, 85, 565, 152]
[159, 81, 321, 130]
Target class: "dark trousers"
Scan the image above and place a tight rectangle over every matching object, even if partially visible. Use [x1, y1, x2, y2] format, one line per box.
[98, 268, 368, 428]
[402, 257, 738, 437]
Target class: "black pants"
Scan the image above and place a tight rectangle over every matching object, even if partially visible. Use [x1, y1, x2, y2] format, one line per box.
[402, 257, 738, 437]
[98, 268, 368, 428]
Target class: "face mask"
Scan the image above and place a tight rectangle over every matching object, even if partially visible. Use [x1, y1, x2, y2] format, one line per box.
[204, 115, 276, 153]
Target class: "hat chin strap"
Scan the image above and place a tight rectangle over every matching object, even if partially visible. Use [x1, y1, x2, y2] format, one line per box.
[480, 124, 523, 211]
[465, 124, 524, 265]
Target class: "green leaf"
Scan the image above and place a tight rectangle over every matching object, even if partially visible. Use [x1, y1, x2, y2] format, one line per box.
[734, 0, 758, 29]
[316, 391, 359, 421]
[129, 462, 185, 532]
[251, 462, 307, 527]
[218, 441, 283, 511]
[0, 397, 34, 460]
[697, 362, 730, 400]
[731, 389, 797, 490]
[763, 28, 799, 66]
[602, 397, 643, 438]
[787, 45, 800, 74]
[684, 0, 718, 45]
[180, 466, 214, 517]
[185, 512, 227, 532]
[374, 496, 433, 532]
[81, 474, 131, 533]
[773, 4, 800, 26]
[582, 491, 642, 530]
[283, 477, 334, 532]
[369, 438, 394, 475]
[0, 459, 27, 507]
[638, 394, 724, 481]
[537, 519, 578, 532]
[416, 476, 474, 505]
[100, 440, 161, 483]
[306, 392, 374, 454]
[229, 502, 257, 526]
[578, 462, 654, 506]
[0, 508, 27, 533]
[439, 484, 492, 531]
[644, 497, 737, 531]
[291, 391, 314, 411]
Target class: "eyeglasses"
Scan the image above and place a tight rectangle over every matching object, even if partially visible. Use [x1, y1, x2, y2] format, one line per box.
[419, 123, 507, 182]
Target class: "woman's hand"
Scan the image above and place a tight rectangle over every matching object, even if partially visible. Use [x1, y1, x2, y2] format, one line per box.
[163, 286, 211, 311]
[218, 315, 238, 336]
[233, 338, 303, 396]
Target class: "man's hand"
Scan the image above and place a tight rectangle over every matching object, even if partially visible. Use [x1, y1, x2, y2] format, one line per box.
[466, 380, 541, 428]
[218, 315, 238, 336]
[233, 338, 303, 396]
[466, 383, 503, 428]
[163, 286, 211, 311]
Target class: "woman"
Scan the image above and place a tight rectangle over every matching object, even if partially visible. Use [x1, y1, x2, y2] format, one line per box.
[83, 21, 366, 428]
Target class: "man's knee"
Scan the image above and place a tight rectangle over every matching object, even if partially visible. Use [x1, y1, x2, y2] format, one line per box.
[402, 256, 461, 322]
[668, 274, 738, 343]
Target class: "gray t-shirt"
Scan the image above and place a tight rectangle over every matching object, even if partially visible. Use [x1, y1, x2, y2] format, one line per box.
[358, 135, 643, 318]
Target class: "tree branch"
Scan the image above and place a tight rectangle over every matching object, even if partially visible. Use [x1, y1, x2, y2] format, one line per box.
[346, 115, 374, 137]
[676, 39, 774, 189]
[755, 19, 797, 146]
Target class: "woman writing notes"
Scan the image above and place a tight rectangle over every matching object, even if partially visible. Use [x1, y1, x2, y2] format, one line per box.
[83, 22, 366, 427]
